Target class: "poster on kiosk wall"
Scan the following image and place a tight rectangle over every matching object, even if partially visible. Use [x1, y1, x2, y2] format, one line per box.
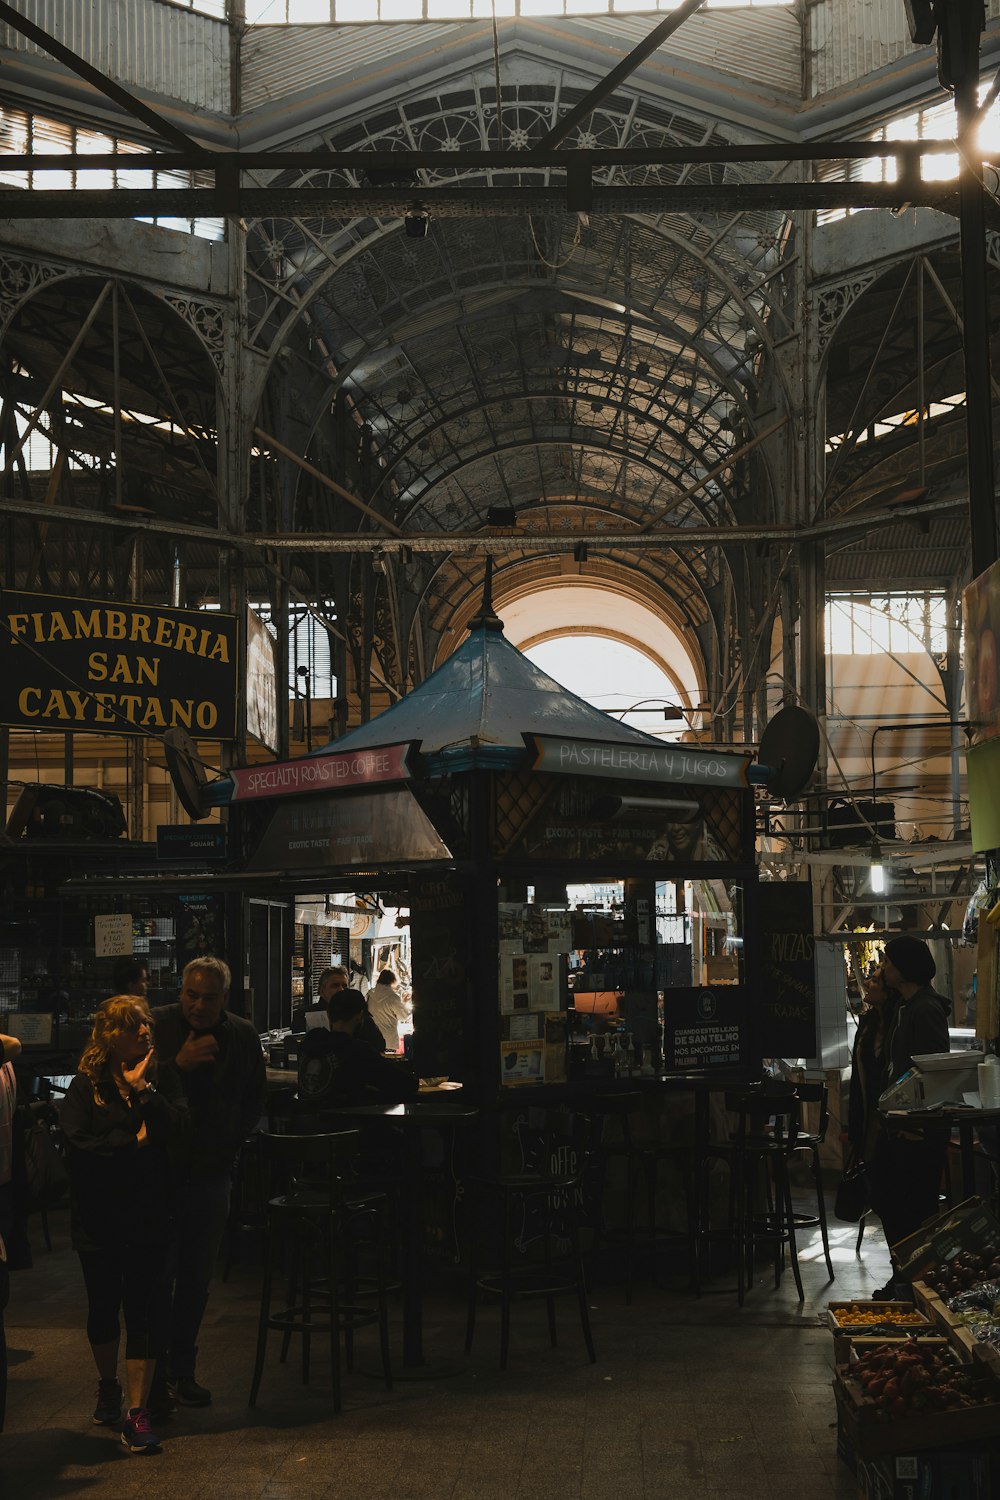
[662, 986, 750, 1070]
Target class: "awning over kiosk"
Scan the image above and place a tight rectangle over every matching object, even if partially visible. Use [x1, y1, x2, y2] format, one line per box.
[245, 787, 452, 872]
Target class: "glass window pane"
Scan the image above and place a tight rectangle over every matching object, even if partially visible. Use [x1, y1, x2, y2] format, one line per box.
[287, 0, 332, 17]
[76, 168, 115, 190]
[118, 167, 154, 190]
[923, 149, 958, 181]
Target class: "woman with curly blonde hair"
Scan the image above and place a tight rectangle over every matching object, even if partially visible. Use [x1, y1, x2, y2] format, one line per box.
[60, 995, 188, 1456]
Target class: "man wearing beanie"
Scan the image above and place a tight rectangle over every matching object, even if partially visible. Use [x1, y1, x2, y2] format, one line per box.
[882, 936, 950, 1083]
[869, 935, 951, 1299]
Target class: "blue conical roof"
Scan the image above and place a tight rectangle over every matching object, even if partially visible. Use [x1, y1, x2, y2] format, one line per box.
[314, 623, 667, 757]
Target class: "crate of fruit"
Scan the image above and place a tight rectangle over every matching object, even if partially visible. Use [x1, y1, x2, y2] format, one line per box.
[827, 1301, 930, 1334]
[835, 1340, 1000, 1458]
[892, 1196, 1000, 1284]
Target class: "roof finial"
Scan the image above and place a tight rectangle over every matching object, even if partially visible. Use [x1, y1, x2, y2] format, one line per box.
[467, 555, 504, 633]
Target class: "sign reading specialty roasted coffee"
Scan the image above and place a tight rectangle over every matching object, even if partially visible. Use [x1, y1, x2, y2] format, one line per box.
[229, 743, 411, 802]
[0, 590, 238, 740]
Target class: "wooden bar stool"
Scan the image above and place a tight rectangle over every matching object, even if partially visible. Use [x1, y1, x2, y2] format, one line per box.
[788, 1081, 834, 1282]
[464, 1110, 596, 1369]
[722, 1086, 803, 1305]
[576, 1092, 644, 1302]
[247, 1129, 393, 1411]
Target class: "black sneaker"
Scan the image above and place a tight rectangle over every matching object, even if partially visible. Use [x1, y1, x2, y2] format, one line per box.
[872, 1280, 914, 1303]
[92, 1378, 123, 1426]
[147, 1380, 176, 1418]
[120, 1407, 162, 1455]
[170, 1376, 212, 1407]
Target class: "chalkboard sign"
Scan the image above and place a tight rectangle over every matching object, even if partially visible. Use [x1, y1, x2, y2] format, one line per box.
[759, 881, 817, 1058]
[662, 986, 750, 1070]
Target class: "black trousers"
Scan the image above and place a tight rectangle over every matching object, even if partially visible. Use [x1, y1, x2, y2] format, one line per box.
[870, 1127, 948, 1259]
[78, 1242, 171, 1361]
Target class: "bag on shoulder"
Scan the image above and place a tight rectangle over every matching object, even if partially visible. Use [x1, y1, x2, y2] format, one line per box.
[833, 1161, 869, 1223]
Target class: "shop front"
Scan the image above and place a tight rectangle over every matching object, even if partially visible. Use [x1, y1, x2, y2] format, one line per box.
[234, 599, 767, 1106]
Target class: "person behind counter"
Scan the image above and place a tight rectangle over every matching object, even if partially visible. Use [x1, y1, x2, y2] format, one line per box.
[59, 996, 189, 1455]
[298, 988, 418, 1114]
[292, 965, 385, 1054]
[367, 970, 413, 1053]
[868, 935, 951, 1300]
[111, 957, 149, 1000]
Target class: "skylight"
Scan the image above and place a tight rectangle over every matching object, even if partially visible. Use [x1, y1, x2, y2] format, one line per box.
[243, 0, 790, 23]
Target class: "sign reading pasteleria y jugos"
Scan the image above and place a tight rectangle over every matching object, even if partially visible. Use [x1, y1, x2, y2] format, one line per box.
[0, 590, 238, 740]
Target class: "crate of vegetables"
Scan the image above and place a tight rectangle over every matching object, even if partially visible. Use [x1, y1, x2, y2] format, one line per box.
[914, 1269, 1000, 1380]
[835, 1340, 1000, 1458]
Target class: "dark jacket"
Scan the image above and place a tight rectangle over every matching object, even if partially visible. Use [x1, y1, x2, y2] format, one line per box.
[60, 1063, 189, 1252]
[291, 1003, 386, 1056]
[848, 1004, 886, 1159]
[884, 984, 951, 1085]
[298, 1028, 418, 1112]
[152, 1004, 266, 1177]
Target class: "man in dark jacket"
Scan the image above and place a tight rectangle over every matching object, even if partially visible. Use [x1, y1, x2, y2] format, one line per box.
[152, 955, 265, 1409]
[871, 935, 951, 1298]
[882, 934, 951, 1082]
[298, 989, 417, 1114]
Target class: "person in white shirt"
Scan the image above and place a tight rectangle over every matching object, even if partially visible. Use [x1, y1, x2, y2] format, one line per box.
[366, 971, 413, 1053]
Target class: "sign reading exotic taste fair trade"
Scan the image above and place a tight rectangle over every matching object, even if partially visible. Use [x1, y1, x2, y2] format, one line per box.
[0, 590, 238, 740]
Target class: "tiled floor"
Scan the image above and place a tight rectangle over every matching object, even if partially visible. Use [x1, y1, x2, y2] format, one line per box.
[1, 1193, 889, 1498]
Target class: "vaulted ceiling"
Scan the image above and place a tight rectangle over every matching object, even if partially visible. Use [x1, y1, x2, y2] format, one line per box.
[1, 3, 998, 725]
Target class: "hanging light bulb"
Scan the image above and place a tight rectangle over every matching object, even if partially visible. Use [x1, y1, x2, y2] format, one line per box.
[870, 837, 886, 895]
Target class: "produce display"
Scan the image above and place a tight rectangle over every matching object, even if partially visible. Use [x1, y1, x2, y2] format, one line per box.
[923, 1276, 1000, 1354]
[831, 1305, 927, 1328]
[920, 1251, 1000, 1296]
[849, 1342, 996, 1418]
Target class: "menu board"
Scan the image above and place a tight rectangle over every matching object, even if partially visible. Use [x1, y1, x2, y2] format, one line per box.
[759, 881, 817, 1058]
[662, 986, 750, 1070]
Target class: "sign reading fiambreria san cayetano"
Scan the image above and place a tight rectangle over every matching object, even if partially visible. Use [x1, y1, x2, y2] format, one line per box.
[0, 590, 238, 741]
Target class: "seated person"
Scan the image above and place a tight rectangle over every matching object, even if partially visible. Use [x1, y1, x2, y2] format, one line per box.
[292, 966, 384, 1054]
[297, 989, 418, 1114]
